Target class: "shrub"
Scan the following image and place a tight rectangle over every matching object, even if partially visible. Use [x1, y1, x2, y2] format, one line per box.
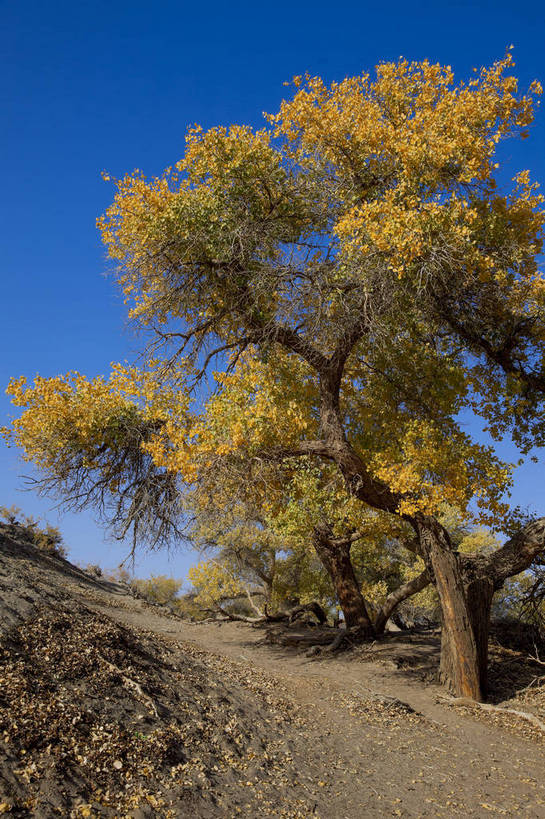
[0, 505, 67, 559]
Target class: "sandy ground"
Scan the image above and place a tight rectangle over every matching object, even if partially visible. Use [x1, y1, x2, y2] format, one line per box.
[2, 527, 545, 817]
[92, 593, 545, 818]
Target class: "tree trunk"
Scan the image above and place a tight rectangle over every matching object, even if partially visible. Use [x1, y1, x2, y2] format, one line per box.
[312, 523, 374, 633]
[434, 569, 494, 701]
[418, 519, 486, 701]
[464, 574, 495, 697]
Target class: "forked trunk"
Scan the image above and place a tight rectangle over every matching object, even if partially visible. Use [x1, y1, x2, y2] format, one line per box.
[313, 524, 374, 632]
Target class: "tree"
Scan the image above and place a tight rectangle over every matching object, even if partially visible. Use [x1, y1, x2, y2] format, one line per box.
[131, 574, 183, 606]
[188, 455, 430, 628]
[5, 55, 545, 700]
[185, 466, 283, 602]
[186, 495, 279, 617]
[265, 458, 430, 630]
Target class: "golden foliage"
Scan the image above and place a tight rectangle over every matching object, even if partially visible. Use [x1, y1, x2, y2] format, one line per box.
[5, 55, 544, 557]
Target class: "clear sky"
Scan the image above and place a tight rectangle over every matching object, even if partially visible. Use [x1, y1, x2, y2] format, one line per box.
[2, 0, 545, 579]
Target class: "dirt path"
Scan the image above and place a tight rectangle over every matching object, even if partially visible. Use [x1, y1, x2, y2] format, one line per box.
[5, 530, 545, 817]
[90, 595, 545, 818]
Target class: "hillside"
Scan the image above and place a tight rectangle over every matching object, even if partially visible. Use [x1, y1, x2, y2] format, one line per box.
[2, 524, 545, 817]
[0, 525, 316, 817]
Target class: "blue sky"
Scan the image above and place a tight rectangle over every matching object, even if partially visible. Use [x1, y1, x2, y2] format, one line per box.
[2, 0, 545, 579]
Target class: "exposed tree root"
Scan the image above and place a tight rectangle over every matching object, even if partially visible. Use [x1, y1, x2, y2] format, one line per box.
[267, 624, 375, 652]
[104, 660, 159, 717]
[438, 695, 545, 733]
[203, 601, 328, 627]
[321, 628, 349, 653]
[203, 606, 265, 624]
[267, 628, 338, 648]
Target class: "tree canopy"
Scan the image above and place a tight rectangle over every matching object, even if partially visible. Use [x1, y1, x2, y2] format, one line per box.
[4, 54, 545, 701]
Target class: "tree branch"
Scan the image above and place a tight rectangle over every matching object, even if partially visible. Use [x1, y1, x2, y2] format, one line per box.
[374, 569, 430, 633]
[488, 517, 545, 587]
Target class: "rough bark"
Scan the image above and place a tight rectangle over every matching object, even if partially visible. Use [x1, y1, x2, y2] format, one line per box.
[464, 573, 495, 697]
[416, 519, 485, 701]
[312, 522, 374, 632]
[414, 518, 545, 701]
[487, 518, 545, 584]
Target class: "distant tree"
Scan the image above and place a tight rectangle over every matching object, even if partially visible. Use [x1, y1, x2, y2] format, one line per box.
[186, 449, 431, 628]
[131, 574, 182, 606]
